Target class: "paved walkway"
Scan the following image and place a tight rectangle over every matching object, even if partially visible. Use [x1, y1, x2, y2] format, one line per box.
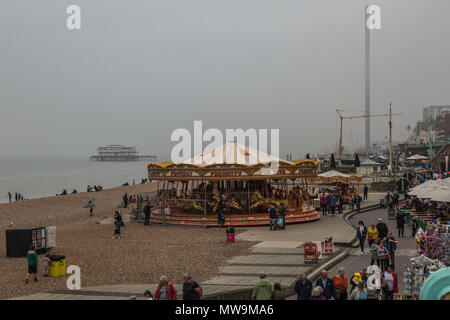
[11, 193, 384, 300]
[237, 193, 382, 244]
[298, 206, 419, 296]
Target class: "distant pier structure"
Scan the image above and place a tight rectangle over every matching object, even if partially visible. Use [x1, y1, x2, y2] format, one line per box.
[89, 145, 157, 162]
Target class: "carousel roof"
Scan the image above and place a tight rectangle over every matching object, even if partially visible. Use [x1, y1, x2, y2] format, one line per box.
[147, 141, 320, 168]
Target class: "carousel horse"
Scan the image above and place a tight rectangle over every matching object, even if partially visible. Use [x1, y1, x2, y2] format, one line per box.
[192, 201, 204, 212]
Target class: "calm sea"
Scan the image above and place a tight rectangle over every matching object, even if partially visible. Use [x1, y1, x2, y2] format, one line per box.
[0, 157, 150, 203]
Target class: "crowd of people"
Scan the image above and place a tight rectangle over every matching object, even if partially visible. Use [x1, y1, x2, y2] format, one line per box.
[7, 191, 25, 202]
[319, 186, 369, 217]
[87, 185, 103, 192]
[251, 265, 399, 301]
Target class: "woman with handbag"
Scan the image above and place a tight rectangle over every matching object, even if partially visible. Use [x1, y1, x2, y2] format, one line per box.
[376, 242, 389, 273]
[154, 275, 177, 300]
[381, 265, 398, 300]
[369, 238, 380, 265]
[332, 267, 348, 300]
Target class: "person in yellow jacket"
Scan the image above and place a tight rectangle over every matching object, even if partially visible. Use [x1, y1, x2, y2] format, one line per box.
[367, 223, 378, 248]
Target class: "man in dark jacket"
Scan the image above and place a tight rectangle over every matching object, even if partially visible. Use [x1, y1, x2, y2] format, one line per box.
[295, 273, 312, 300]
[363, 185, 369, 200]
[356, 221, 368, 255]
[315, 270, 335, 300]
[396, 211, 406, 237]
[268, 205, 277, 231]
[143, 202, 152, 226]
[376, 218, 389, 240]
[123, 193, 128, 208]
[279, 203, 286, 229]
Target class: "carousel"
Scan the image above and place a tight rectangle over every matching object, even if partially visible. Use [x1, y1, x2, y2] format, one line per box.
[145, 141, 321, 227]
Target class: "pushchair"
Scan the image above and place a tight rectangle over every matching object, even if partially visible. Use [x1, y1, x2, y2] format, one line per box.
[274, 217, 284, 230]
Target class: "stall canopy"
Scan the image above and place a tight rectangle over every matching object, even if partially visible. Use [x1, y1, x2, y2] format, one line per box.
[408, 177, 450, 200]
[316, 170, 362, 183]
[430, 187, 450, 202]
[407, 154, 428, 160]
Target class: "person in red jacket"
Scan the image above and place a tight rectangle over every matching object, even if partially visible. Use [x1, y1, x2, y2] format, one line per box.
[154, 276, 177, 300]
[381, 264, 398, 300]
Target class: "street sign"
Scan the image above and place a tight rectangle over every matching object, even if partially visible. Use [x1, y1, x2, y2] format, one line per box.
[324, 239, 334, 253]
[304, 242, 319, 263]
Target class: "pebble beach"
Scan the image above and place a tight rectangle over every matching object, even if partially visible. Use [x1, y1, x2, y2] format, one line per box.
[0, 182, 255, 299]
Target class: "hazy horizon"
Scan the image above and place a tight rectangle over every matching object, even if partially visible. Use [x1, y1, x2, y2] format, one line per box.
[1, 0, 449, 161]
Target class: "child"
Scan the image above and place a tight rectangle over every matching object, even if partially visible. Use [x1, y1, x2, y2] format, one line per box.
[113, 219, 121, 239]
[25, 246, 39, 283]
[43, 254, 50, 277]
[144, 290, 154, 300]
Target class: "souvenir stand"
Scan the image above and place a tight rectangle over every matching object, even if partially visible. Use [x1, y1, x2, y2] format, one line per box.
[309, 170, 363, 203]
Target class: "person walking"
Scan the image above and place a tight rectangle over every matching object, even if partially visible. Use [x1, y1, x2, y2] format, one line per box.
[8, 192, 12, 203]
[349, 268, 368, 293]
[154, 276, 177, 300]
[272, 283, 285, 300]
[376, 218, 389, 240]
[355, 194, 362, 212]
[268, 205, 277, 231]
[411, 216, 418, 238]
[87, 200, 94, 216]
[43, 254, 50, 277]
[15, 192, 18, 202]
[332, 267, 348, 300]
[396, 210, 405, 238]
[370, 238, 380, 265]
[320, 194, 328, 216]
[363, 185, 369, 201]
[367, 223, 378, 248]
[376, 241, 389, 273]
[349, 280, 367, 300]
[356, 221, 368, 255]
[123, 193, 128, 208]
[385, 231, 399, 267]
[143, 202, 152, 226]
[337, 194, 343, 214]
[315, 270, 335, 300]
[25, 246, 39, 283]
[182, 273, 202, 300]
[279, 203, 286, 229]
[294, 272, 313, 300]
[329, 193, 337, 217]
[252, 272, 274, 300]
[381, 265, 398, 300]
[113, 213, 121, 239]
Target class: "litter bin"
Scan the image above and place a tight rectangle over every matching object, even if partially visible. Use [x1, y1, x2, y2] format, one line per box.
[49, 255, 66, 277]
[226, 227, 235, 243]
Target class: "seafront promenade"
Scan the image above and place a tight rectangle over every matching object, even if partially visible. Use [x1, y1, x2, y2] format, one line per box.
[10, 193, 384, 300]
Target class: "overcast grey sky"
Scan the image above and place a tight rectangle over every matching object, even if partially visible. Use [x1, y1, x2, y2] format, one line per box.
[1, 0, 449, 160]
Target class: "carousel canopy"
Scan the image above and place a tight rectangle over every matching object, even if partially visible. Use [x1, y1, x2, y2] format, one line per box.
[182, 141, 292, 166]
[146, 141, 320, 181]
